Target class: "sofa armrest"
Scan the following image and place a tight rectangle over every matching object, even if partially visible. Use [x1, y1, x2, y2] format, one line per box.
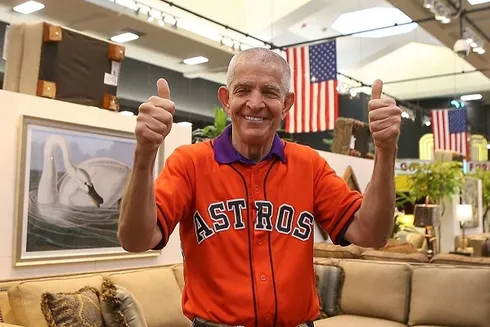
[0, 323, 24, 327]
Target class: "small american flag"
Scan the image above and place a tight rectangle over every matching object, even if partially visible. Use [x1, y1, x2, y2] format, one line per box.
[431, 108, 470, 158]
[285, 40, 339, 134]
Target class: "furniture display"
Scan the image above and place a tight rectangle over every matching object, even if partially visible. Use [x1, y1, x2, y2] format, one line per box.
[1, 243, 490, 327]
[3, 21, 125, 111]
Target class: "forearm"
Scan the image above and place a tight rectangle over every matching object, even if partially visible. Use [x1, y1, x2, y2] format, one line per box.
[356, 148, 397, 247]
[118, 146, 160, 252]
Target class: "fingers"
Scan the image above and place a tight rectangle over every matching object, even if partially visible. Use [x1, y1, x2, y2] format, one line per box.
[146, 96, 176, 115]
[157, 78, 171, 100]
[369, 113, 401, 132]
[372, 125, 400, 145]
[369, 106, 401, 122]
[370, 79, 383, 101]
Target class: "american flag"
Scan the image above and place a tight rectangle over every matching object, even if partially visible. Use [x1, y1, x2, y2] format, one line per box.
[284, 40, 338, 134]
[431, 108, 470, 158]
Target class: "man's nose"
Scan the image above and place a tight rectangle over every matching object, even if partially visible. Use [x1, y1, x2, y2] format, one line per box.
[246, 90, 265, 111]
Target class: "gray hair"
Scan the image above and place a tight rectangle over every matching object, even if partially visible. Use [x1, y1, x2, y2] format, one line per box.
[226, 48, 291, 94]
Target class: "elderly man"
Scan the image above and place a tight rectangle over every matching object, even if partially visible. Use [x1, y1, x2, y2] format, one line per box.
[118, 48, 401, 327]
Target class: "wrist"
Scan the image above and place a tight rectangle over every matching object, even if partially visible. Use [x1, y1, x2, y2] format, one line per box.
[134, 144, 159, 171]
[375, 145, 397, 159]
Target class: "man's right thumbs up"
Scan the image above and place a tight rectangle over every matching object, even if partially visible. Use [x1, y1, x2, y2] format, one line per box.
[135, 78, 176, 154]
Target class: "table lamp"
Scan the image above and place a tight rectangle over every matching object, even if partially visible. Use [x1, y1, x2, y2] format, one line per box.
[456, 204, 473, 250]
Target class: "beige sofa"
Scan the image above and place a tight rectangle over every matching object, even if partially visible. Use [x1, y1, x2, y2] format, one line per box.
[1, 253, 489, 327]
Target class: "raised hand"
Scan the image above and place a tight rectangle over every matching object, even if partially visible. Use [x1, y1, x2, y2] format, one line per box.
[368, 79, 401, 154]
[135, 78, 175, 154]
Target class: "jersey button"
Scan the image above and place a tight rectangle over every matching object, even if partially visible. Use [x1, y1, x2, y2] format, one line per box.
[260, 274, 267, 282]
[265, 314, 271, 320]
[254, 185, 259, 192]
[257, 239, 263, 245]
[253, 168, 259, 174]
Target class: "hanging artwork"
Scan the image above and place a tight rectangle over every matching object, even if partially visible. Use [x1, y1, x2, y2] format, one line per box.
[13, 115, 161, 266]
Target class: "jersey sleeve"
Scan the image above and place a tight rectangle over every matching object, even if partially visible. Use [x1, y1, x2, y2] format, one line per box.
[152, 147, 194, 249]
[313, 154, 363, 246]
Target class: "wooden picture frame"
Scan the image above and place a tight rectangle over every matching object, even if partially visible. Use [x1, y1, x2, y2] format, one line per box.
[13, 115, 161, 266]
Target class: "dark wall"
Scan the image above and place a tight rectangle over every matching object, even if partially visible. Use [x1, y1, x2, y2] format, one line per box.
[117, 58, 223, 117]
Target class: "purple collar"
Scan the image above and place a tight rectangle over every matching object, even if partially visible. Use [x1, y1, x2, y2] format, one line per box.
[213, 124, 286, 165]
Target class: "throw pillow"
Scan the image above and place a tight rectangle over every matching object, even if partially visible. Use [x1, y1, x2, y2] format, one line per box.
[41, 286, 105, 327]
[100, 279, 148, 327]
[314, 264, 345, 317]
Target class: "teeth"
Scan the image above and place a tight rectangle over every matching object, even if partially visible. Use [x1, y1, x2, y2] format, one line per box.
[245, 116, 264, 121]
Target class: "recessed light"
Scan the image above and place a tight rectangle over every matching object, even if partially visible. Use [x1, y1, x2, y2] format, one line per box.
[13, 1, 45, 14]
[331, 7, 418, 38]
[110, 32, 139, 43]
[467, 0, 490, 4]
[460, 94, 483, 101]
[183, 56, 209, 65]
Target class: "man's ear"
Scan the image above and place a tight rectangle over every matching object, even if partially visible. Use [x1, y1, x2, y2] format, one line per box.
[217, 86, 230, 114]
[281, 92, 295, 119]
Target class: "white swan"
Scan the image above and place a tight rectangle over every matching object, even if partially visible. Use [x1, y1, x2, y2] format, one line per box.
[36, 134, 131, 211]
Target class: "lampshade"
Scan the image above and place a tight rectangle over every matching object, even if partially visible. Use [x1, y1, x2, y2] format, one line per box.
[413, 204, 441, 227]
[456, 204, 473, 223]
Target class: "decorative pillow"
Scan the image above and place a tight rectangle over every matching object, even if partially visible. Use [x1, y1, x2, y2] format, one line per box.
[314, 264, 345, 317]
[100, 279, 148, 327]
[41, 286, 105, 327]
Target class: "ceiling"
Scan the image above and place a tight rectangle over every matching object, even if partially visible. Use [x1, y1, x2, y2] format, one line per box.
[0, 0, 488, 106]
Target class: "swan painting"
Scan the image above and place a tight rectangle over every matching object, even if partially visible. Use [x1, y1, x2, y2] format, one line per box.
[16, 117, 156, 264]
[34, 134, 131, 222]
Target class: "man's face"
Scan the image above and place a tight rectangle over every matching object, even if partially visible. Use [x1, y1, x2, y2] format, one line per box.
[218, 60, 294, 145]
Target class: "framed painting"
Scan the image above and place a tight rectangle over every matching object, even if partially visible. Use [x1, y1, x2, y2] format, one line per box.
[13, 115, 162, 266]
[461, 176, 482, 229]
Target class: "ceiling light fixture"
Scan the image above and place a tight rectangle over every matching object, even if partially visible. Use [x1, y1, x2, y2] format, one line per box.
[110, 32, 139, 43]
[183, 56, 209, 65]
[13, 0, 45, 14]
[331, 7, 418, 38]
[460, 93, 483, 101]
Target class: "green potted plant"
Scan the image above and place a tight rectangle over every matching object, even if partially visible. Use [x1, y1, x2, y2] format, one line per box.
[192, 107, 229, 143]
[468, 168, 490, 232]
[408, 161, 465, 224]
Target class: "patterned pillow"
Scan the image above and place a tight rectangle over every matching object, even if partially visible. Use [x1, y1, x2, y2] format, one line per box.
[41, 286, 105, 327]
[314, 264, 345, 317]
[100, 279, 148, 327]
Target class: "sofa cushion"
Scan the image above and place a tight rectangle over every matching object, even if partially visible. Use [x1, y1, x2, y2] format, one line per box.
[40, 286, 105, 327]
[313, 243, 363, 259]
[7, 274, 103, 327]
[430, 253, 490, 266]
[409, 265, 490, 327]
[361, 249, 428, 263]
[107, 266, 190, 327]
[314, 264, 344, 317]
[101, 279, 148, 327]
[338, 260, 411, 324]
[314, 315, 407, 327]
[172, 264, 185, 292]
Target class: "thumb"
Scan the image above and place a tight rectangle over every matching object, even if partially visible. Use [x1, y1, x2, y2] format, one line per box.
[157, 78, 171, 100]
[370, 79, 383, 102]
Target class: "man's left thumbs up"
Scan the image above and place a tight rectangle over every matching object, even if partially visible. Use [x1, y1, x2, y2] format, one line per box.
[368, 79, 402, 154]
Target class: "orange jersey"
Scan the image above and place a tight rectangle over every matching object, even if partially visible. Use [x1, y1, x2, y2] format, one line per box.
[153, 125, 362, 327]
